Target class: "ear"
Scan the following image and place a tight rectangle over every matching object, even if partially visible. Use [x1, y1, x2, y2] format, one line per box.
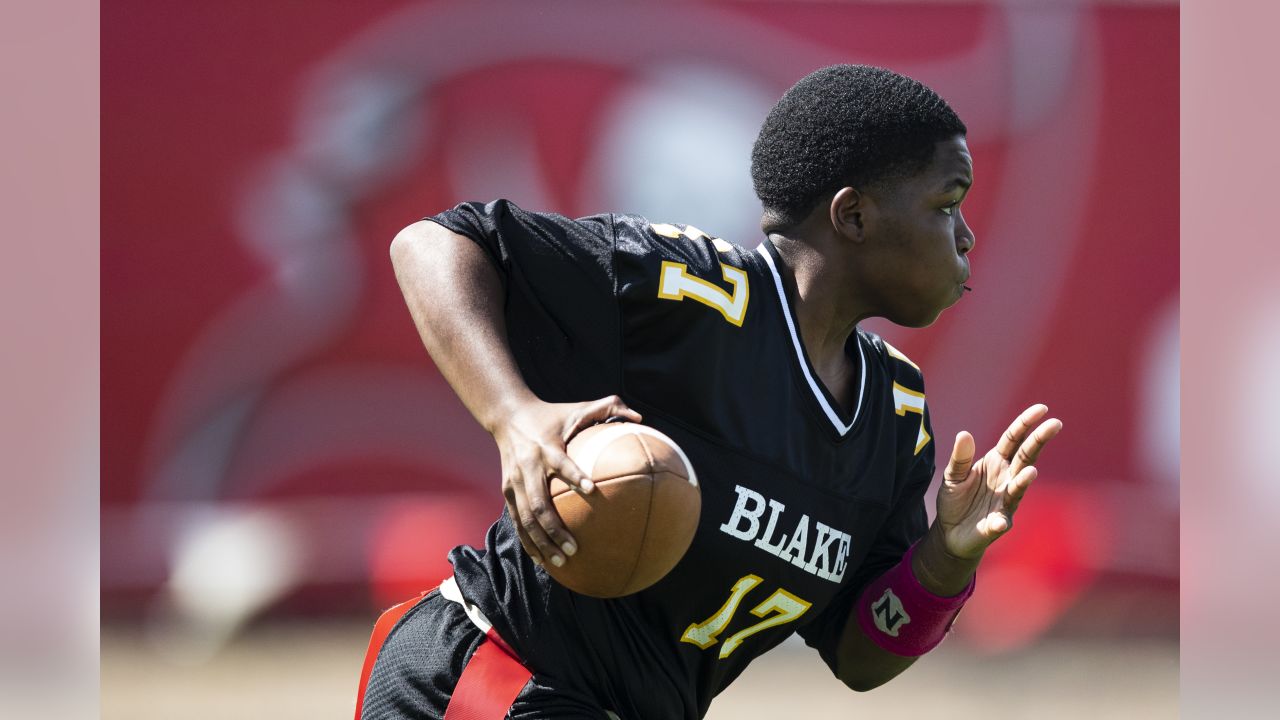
[829, 187, 868, 243]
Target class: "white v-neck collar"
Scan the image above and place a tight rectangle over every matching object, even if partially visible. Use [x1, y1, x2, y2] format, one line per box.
[757, 243, 866, 437]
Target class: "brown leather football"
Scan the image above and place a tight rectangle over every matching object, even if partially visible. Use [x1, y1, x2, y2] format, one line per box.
[547, 422, 700, 598]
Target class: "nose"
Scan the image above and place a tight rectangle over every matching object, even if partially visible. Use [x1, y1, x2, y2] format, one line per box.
[954, 209, 975, 255]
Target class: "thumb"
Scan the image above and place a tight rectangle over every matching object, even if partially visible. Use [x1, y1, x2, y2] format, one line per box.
[944, 431, 976, 484]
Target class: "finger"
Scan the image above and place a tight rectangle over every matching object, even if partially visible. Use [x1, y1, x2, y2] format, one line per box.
[994, 404, 1049, 461]
[512, 474, 566, 567]
[547, 446, 595, 495]
[979, 511, 1011, 536]
[520, 459, 577, 563]
[514, 526, 543, 567]
[1003, 465, 1038, 515]
[503, 481, 543, 566]
[1010, 418, 1063, 476]
[944, 431, 976, 484]
[566, 395, 642, 440]
[601, 394, 643, 424]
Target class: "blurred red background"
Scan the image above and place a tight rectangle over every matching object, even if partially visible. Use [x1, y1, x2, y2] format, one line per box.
[102, 0, 1176, 655]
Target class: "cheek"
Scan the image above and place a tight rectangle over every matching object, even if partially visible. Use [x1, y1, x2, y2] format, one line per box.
[922, 226, 964, 269]
[904, 225, 956, 268]
[905, 232, 962, 297]
[869, 218, 956, 298]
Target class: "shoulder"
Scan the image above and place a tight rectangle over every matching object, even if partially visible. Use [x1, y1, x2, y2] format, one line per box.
[860, 331, 934, 458]
[610, 216, 759, 327]
[611, 215, 757, 270]
[427, 198, 618, 245]
[859, 330, 927, 399]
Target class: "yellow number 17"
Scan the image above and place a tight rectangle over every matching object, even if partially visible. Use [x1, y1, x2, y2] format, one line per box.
[681, 575, 811, 659]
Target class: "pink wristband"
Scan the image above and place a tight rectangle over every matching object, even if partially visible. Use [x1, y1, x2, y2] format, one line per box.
[855, 541, 975, 657]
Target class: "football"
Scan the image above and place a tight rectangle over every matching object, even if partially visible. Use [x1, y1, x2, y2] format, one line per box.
[546, 422, 700, 598]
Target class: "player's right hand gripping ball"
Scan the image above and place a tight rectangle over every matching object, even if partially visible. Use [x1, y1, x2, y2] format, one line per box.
[549, 422, 700, 598]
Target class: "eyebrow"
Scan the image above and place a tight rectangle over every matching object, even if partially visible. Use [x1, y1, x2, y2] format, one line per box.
[940, 176, 973, 193]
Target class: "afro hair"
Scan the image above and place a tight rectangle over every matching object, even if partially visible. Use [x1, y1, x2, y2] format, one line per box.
[750, 65, 966, 233]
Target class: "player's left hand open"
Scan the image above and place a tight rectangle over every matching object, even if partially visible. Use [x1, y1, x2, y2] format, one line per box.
[934, 404, 1063, 560]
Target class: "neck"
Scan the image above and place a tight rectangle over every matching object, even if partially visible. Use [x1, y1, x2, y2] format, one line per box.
[767, 234, 866, 378]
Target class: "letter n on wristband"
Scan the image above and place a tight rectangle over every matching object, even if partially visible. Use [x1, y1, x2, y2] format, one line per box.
[855, 541, 975, 656]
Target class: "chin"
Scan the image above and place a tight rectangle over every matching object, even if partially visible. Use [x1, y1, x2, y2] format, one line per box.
[890, 300, 952, 328]
[890, 310, 942, 329]
[884, 288, 959, 328]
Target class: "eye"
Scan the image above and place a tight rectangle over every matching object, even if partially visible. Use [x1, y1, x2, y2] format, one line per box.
[941, 201, 961, 217]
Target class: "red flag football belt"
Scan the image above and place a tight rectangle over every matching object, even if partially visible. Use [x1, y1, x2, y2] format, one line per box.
[353, 577, 532, 720]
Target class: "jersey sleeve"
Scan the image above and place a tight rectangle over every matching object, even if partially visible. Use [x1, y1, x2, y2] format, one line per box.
[425, 199, 623, 401]
[428, 198, 617, 299]
[796, 361, 937, 673]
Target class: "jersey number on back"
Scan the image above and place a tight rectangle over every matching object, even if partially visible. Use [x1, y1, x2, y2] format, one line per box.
[680, 574, 811, 659]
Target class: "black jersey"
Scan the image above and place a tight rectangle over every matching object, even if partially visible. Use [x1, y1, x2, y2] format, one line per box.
[428, 200, 936, 719]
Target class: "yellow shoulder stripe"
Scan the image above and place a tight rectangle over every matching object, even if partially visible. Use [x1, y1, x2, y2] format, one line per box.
[650, 222, 734, 254]
[883, 340, 920, 371]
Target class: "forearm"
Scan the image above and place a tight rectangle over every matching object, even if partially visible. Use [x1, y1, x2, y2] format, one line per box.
[390, 220, 535, 432]
[834, 522, 978, 691]
[832, 619, 918, 692]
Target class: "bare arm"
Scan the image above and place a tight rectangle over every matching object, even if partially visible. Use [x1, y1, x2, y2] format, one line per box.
[831, 523, 978, 691]
[391, 220, 536, 434]
[833, 406, 1062, 691]
[390, 220, 640, 567]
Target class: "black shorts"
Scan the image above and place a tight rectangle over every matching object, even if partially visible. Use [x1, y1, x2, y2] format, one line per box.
[360, 589, 617, 720]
